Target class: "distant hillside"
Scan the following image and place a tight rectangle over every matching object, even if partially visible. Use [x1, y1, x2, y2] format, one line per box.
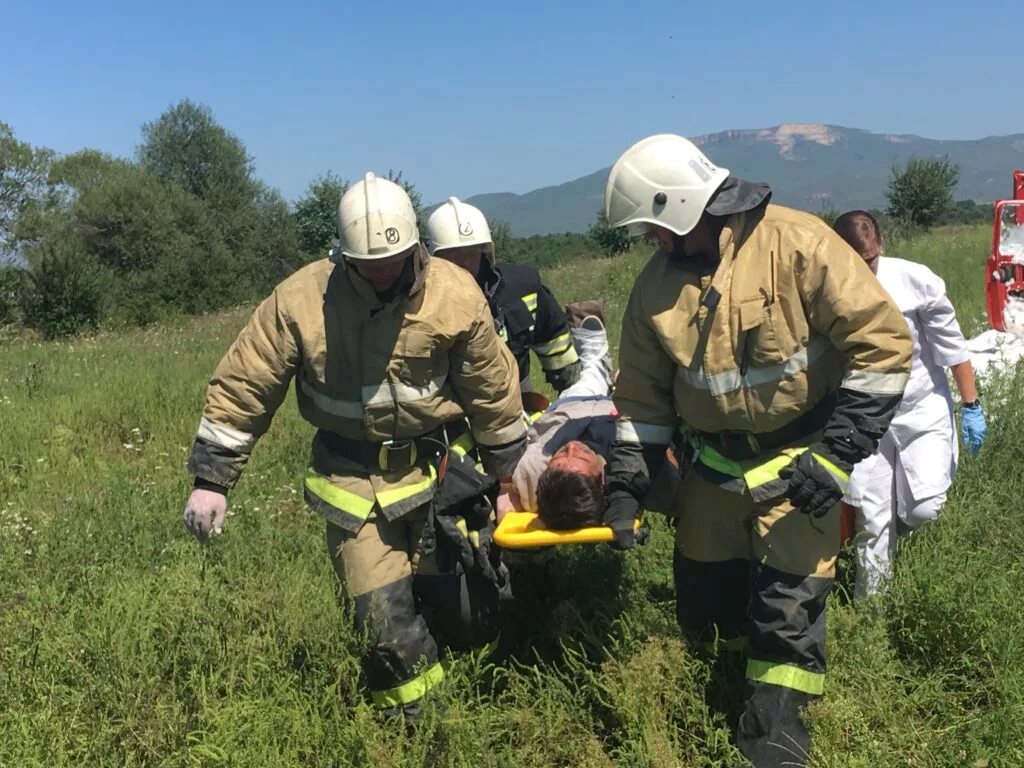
[451, 124, 1024, 236]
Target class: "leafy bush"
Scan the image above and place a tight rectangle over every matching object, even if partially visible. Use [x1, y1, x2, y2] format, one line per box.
[20, 244, 105, 337]
[887, 155, 960, 228]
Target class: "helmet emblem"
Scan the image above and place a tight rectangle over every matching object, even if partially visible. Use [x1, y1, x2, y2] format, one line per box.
[385, 227, 400, 244]
[459, 222, 474, 236]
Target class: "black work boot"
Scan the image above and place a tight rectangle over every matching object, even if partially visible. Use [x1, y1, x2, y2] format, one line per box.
[736, 682, 814, 767]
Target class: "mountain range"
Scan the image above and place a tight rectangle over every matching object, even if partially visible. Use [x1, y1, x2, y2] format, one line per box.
[453, 125, 1024, 236]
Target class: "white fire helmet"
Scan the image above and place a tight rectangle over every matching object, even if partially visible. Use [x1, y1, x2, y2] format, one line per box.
[605, 134, 730, 237]
[337, 172, 419, 261]
[426, 197, 492, 256]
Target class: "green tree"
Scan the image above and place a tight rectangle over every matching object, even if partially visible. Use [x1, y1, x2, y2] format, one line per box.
[886, 155, 959, 228]
[137, 100, 255, 215]
[488, 218, 514, 259]
[294, 172, 348, 257]
[588, 210, 631, 257]
[0, 122, 54, 251]
[384, 169, 423, 224]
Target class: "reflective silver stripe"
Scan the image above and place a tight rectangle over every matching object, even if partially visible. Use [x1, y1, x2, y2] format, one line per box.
[301, 375, 447, 419]
[197, 417, 256, 453]
[363, 375, 447, 406]
[677, 337, 830, 397]
[615, 420, 676, 445]
[301, 379, 363, 418]
[538, 345, 579, 370]
[533, 332, 574, 356]
[840, 369, 910, 396]
[474, 419, 528, 446]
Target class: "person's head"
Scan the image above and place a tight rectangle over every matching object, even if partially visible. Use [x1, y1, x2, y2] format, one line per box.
[833, 210, 883, 275]
[337, 172, 419, 292]
[426, 197, 494, 277]
[605, 134, 730, 259]
[536, 440, 605, 529]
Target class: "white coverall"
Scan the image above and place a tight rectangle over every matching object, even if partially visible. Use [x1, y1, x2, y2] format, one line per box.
[844, 257, 969, 597]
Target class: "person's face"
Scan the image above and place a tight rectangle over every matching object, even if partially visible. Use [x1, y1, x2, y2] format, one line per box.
[353, 249, 412, 292]
[857, 231, 883, 275]
[547, 440, 604, 479]
[435, 245, 484, 277]
[644, 223, 676, 252]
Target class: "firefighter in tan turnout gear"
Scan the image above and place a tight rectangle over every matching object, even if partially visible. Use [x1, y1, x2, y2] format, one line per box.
[182, 173, 527, 716]
[602, 135, 913, 767]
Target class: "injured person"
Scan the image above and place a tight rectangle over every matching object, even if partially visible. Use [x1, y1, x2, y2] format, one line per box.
[500, 302, 677, 529]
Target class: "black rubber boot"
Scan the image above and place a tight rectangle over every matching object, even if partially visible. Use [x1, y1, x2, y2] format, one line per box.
[736, 682, 814, 767]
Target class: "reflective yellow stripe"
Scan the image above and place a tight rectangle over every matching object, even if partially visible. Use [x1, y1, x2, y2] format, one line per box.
[370, 661, 445, 708]
[522, 292, 538, 313]
[685, 431, 744, 477]
[451, 432, 476, 456]
[746, 659, 824, 695]
[533, 331, 574, 356]
[538, 344, 579, 370]
[812, 452, 849, 490]
[375, 465, 437, 509]
[304, 470, 375, 521]
[744, 449, 804, 489]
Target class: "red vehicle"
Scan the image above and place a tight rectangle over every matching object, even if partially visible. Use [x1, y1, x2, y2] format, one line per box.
[986, 170, 1024, 331]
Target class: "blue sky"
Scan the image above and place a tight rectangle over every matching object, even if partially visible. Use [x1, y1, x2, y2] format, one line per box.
[3, 0, 1019, 204]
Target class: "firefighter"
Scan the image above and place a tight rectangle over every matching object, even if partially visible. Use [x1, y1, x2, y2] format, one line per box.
[602, 135, 913, 767]
[426, 198, 581, 393]
[834, 210, 987, 598]
[182, 173, 527, 716]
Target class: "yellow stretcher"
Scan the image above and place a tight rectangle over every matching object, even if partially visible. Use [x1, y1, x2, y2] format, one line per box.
[493, 510, 641, 550]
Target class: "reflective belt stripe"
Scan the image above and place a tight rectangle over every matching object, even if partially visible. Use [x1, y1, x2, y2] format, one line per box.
[370, 661, 446, 708]
[744, 449, 805, 489]
[301, 375, 448, 418]
[363, 375, 448, 407]
[300, 379, 362, 418]
[684, 430, 745, 478]
[197, 417, 255, 453]
[811, 452, 849, 491]
[522, 292, 538, 314]
[615, 420, 676, 445]
[746, 659, 824, 695]
[304, 470, 375, 521]
[537, 344, 579, 370]
[841, 369, 910, 396]
[533, 331, 574, 356]
[676, 337, 830, 397]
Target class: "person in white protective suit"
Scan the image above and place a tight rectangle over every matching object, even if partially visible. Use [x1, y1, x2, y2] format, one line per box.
[833, 211, 988, 598]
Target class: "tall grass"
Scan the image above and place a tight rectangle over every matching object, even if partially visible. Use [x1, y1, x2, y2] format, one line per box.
[1, 224, 1018, 766]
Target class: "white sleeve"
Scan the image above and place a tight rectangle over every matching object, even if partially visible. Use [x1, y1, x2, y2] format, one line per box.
[917, 270, 970, 367]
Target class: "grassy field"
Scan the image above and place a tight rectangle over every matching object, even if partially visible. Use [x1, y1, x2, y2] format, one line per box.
[2, 223, 1021, 767]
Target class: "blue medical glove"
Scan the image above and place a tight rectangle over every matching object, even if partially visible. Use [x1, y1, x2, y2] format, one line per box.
[961, 402, 986, 455]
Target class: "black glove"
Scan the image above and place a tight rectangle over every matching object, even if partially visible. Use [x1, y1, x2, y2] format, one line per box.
[778, 445, 852, 518]
[603, 495, 645, 550]
[546, 360, 582, 393]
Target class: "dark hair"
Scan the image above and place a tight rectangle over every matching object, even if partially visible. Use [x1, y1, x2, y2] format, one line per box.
[536, 467, 605, 530]
[833, 210, 882, 255]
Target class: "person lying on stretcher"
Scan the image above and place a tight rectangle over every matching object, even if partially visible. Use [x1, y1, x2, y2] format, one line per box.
[497, 302, 678, 530]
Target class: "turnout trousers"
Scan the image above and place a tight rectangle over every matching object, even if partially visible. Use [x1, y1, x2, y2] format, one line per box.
[326, 504, 503, 713]
[674, 469, 839, 768]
